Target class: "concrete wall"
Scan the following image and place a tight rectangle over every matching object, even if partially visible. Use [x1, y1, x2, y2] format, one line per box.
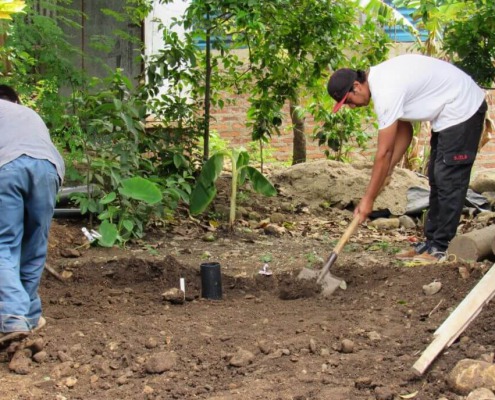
[62, 1, 142, 80]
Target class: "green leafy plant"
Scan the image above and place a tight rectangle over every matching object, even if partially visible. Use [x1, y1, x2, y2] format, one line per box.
[367, 241, 396, 254]
[260, 253, 273, 263]
[305, 251, 324, 269]
[96, 177, 163, 247]
[311, 99, 376, 162]
[443, 0, 495, 86]
[152, 0, 389, 168]
[189, 148, 277, 229]
[0, 2, 204, 249]
[198, 130, 229, 158]
[68, 69, 194, 246]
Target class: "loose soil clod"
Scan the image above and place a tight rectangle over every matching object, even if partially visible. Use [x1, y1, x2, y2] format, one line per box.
[277, 272, 322, 300]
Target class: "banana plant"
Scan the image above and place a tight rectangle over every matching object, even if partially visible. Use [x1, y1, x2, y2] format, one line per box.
[189, 149, 277, 229]
[361, 0, 473, 57]
[359, 0, 422, 44]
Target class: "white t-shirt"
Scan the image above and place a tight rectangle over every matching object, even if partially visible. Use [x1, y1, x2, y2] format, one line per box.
[368, 54, 485, 131]
[0, 99, 65, 182]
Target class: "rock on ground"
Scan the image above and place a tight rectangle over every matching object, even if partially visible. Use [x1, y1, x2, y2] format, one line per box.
[466, 388, 495, 400]
[145, 351, 178, 374]
[229, 348, 255, 367]
[449, 359, 495, 395]
[471, 170, 495, 194]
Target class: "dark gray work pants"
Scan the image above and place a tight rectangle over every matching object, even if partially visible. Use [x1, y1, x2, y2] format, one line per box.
[425, 100, 487, 251]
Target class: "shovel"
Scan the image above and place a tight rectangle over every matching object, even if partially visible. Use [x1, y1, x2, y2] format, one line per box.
[298, 214, 361, 297]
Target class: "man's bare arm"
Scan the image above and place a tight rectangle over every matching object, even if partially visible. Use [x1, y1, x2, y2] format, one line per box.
[355, 121, 399, 222]
[388, 120, 413, 176]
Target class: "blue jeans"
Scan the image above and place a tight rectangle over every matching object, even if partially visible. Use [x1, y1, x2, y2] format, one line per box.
[0, 155, 59, 332]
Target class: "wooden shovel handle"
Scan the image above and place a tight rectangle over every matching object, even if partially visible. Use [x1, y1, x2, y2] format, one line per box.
[333, 214, 361, 254]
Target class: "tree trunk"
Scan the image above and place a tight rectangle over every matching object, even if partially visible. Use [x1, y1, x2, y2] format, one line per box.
[447, 224, 495, 262]
[203, 16, 212, 162]
[290, 101, 306, 165]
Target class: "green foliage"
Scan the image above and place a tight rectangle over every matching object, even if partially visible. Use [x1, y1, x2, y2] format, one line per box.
[260, 253, 273, 263]
[241, 0, 390, 151]
[198, 130, 229, 156]
[0, 1, 198, 248]
[189, 149, 277, 228]
[95, 177, 163, 247]
[443, 0, 495, 86]
[361, 0, 423, 45]
[366, 241, 395, 254]
[0, 1, 86, 131]
[12, 0, 493, 249]
[98, 220, 120, 248]
[247, 140, 277, 166]
[189, 153, 224, 215]
[145, 26, 205, 162]
[150, 0, 389, 166]
[393, 0, 474, 56]
[310, 89, 376, 161]
[67, 69, 195, 245]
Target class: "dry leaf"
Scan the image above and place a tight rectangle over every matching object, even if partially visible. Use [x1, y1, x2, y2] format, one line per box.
[399, 391, 418, 399]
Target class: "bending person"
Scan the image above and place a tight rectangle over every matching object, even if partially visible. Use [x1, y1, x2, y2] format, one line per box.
[327, 54, 486, 263]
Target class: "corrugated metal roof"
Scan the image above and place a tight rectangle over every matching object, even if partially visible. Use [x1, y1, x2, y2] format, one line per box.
[383, 3, 428, 42]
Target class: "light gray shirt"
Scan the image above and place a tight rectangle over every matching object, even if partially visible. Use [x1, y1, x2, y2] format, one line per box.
[0, 99, 65, 183]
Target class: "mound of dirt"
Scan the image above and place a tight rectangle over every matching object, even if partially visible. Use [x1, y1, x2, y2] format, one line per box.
[271, 159, 428, 215]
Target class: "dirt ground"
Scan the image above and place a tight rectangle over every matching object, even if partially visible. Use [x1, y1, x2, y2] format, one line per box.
[1, 170, 494, 400]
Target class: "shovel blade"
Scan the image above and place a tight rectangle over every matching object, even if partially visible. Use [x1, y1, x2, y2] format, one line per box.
[297, 268, 346, 297]
[320, 273, 346, 297]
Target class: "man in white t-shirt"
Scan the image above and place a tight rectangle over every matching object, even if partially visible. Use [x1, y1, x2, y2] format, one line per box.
[327, 54, 487, 263]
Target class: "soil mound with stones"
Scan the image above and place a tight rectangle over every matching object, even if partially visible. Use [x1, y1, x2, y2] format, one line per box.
[272, 160, 428, 215]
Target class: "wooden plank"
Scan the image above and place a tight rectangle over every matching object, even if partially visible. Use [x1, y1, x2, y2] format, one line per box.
[412, 264, 495, 376]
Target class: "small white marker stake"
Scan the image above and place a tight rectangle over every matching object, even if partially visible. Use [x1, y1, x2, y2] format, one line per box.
[180, 278, 185, 298]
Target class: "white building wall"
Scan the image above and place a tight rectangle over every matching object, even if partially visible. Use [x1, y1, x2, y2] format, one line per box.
[144, 0, 189, 58]
[144, 0, 191, 101]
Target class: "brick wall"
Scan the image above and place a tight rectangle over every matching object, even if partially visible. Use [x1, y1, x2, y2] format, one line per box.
[210, 85, 495, 172]
[210, 98, 328, 163]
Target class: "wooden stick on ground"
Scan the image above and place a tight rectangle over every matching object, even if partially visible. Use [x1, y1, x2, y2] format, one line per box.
[428, 299, 444, 318]
[412, 264, 495, 376]
[44, 263, 65, 282]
